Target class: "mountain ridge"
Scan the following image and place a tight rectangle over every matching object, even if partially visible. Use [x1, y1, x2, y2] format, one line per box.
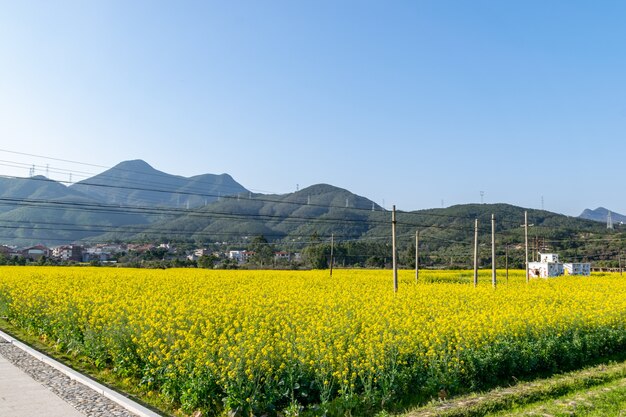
[0, 160, 623, 257]
[579, 207, 626, 224]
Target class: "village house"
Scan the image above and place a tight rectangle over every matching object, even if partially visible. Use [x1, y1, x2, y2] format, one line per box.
[51, 245, 83, 262]
[228, 250, 254, 263]
[0, 245, 20, 258]
[274, 251, 290, 261]
[529, 253, 590, 278]
[21, 244, 50, 260]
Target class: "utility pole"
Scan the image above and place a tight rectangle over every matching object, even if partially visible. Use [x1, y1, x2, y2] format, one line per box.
[473, 219, 479, 287]
[329, 233, 334, 277]
[415, 230, 419, 283]
[524, 211, 530, 284]
[491, 213, 496, 289]
[392, 205, 398, 293]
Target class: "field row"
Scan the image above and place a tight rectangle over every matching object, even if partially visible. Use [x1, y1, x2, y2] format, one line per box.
[0, 267, 625, 416]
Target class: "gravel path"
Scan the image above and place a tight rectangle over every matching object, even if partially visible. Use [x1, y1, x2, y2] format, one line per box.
[0, 338, 140, 417]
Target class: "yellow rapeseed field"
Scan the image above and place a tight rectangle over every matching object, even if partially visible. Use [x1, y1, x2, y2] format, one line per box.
[1, 267, 625, 416]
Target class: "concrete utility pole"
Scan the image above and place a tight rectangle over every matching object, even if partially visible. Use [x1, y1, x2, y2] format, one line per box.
[415, 230, 419, 283]
[473, 219, 479, 287]
[392, 205, 398, 293]
[524, 211, 530, 284]
[491, 213, 496, 289]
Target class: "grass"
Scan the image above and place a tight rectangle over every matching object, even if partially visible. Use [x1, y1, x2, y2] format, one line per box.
[402, 359, 626, 417]
[491, 378, 626, 416]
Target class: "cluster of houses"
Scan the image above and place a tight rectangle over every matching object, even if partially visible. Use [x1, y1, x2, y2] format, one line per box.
[224, 250, 294, 263]
[0, 243, 301, 264]
[0, 244, 592, 273]
[0, 243, 123, 263]
[529, 253, 591, 278]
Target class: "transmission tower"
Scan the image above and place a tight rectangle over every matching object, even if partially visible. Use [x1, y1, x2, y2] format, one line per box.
[480, 191, 484, 204]
[608, 211, 614, 230]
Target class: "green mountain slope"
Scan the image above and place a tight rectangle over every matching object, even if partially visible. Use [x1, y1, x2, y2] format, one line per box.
[70, 159, 248, 208]
[95, 183, 386, 243]
[0, 175, 149, 246]
[1, 166, 623, 267]
[95, 191, 623, 268]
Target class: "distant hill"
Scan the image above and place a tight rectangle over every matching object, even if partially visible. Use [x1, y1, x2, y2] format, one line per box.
[0, 175, 147, 246]
[0, 160, 249, 245]
[1, 162, 624, 267]
[0, 175, 88, 210]
[94, 183, 385, 242]
[579, 207, 626, 224]
[71, 160, 248, 208]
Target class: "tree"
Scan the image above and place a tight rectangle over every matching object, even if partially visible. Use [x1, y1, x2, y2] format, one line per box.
[249, 235, 274, 266]
[303, 244, 330, 269]
[197, 254, 216, 269]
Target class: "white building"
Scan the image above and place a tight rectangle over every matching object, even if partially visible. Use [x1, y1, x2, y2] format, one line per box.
[529, 260, 563, 278]
[563, 263, 591, 276]
[529, 252, 590, 278]
[52, 245, 83, 261]
[228, 250, 254, 263]
[540, 253, 560, 263]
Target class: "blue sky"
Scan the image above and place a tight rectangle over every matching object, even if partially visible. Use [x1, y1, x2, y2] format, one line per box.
[1, 1, 625, 216]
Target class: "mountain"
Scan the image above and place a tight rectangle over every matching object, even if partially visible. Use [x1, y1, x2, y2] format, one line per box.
[579, 207, 626, 224]
[0, 175, 88, 212]
[0, 175, 148, 246]
[93, 183, 385, 242]
[0, 160, 249, 245]
[1, 161, 623, 266]
[93, 198, 624, 268]
[71, 160, 248, 209]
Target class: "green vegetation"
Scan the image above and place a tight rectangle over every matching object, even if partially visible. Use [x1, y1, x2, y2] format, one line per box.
[403, 360, 626, 417]
[1, 170, 624, 270]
